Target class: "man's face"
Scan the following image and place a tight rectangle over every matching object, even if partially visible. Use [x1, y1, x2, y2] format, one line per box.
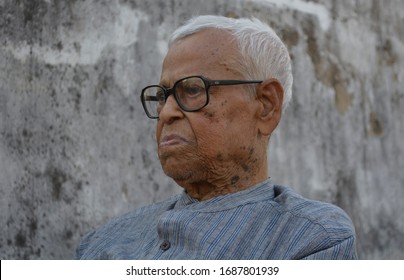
[155, 29, 266, 196]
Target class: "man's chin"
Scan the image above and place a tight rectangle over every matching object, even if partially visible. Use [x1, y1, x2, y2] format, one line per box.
[162, 167, 194, 183]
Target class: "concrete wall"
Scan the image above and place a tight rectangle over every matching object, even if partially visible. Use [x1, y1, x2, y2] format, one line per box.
[1, 0, 403, 259]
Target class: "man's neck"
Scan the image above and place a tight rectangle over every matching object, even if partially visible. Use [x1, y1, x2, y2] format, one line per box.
[176, 165, 268, 201]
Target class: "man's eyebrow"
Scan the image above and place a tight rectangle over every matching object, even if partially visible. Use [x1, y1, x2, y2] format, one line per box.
[160, 77, 181, 88]
[158, 79, 170, 88]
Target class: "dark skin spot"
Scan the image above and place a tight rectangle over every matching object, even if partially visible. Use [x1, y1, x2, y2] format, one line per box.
[231, 175, 240, 185]
[204, 112, 214, 118]
[242, 163, 250, 172]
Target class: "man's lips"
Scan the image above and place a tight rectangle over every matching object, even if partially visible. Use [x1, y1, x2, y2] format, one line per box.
[159, 134, 188, 147]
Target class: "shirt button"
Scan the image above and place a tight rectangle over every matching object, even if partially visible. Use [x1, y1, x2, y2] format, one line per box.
[160, 240, 171, 250]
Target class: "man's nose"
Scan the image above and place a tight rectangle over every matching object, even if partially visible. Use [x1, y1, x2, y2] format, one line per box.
[158, 94, 184, 123]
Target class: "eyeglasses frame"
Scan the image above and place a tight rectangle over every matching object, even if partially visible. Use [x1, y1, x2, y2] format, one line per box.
[140, 75, 263, 119]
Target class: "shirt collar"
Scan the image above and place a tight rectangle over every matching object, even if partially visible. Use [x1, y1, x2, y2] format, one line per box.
[173, 178, 275, 212]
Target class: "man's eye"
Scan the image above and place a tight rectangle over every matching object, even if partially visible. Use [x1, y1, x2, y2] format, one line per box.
[185, 85, 204, 96]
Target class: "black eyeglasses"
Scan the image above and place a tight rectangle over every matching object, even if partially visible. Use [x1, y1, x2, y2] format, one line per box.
[140, 75, 262, 119]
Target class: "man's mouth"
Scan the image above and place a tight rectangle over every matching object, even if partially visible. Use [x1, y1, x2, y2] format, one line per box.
[159, 134, 188, 147]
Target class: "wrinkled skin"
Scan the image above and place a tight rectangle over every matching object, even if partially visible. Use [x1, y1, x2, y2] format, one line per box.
[156, 29, 283, 200]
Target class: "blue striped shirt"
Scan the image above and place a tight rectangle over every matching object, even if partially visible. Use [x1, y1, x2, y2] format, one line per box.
[75, 179, 357, 259]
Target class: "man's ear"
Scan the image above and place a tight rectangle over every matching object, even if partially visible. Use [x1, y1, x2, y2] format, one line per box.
[256, 78, 284, 136]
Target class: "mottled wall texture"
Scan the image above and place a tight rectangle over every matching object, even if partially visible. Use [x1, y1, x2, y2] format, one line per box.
[1, 0, 403, 259]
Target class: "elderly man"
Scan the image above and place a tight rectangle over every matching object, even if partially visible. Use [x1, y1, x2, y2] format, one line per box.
[76, 15, 357, 259]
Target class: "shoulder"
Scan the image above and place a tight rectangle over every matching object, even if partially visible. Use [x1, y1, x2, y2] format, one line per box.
[115, 196, 179, 222]
[272, 184, 356, 241]
[262, 184, 357, 259]
[75, 195, 179, 259]
[99, 195, 179, 229]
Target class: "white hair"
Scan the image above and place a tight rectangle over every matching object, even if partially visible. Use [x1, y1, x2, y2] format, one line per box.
[169, 15, 293, 111]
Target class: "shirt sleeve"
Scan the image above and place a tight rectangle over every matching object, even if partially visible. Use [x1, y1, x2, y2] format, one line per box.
[74, 230, 96, 259]
[300, 235, 358, 260]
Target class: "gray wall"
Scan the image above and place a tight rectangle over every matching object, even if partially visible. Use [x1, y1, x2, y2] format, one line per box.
[1, 0, 403, 259]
